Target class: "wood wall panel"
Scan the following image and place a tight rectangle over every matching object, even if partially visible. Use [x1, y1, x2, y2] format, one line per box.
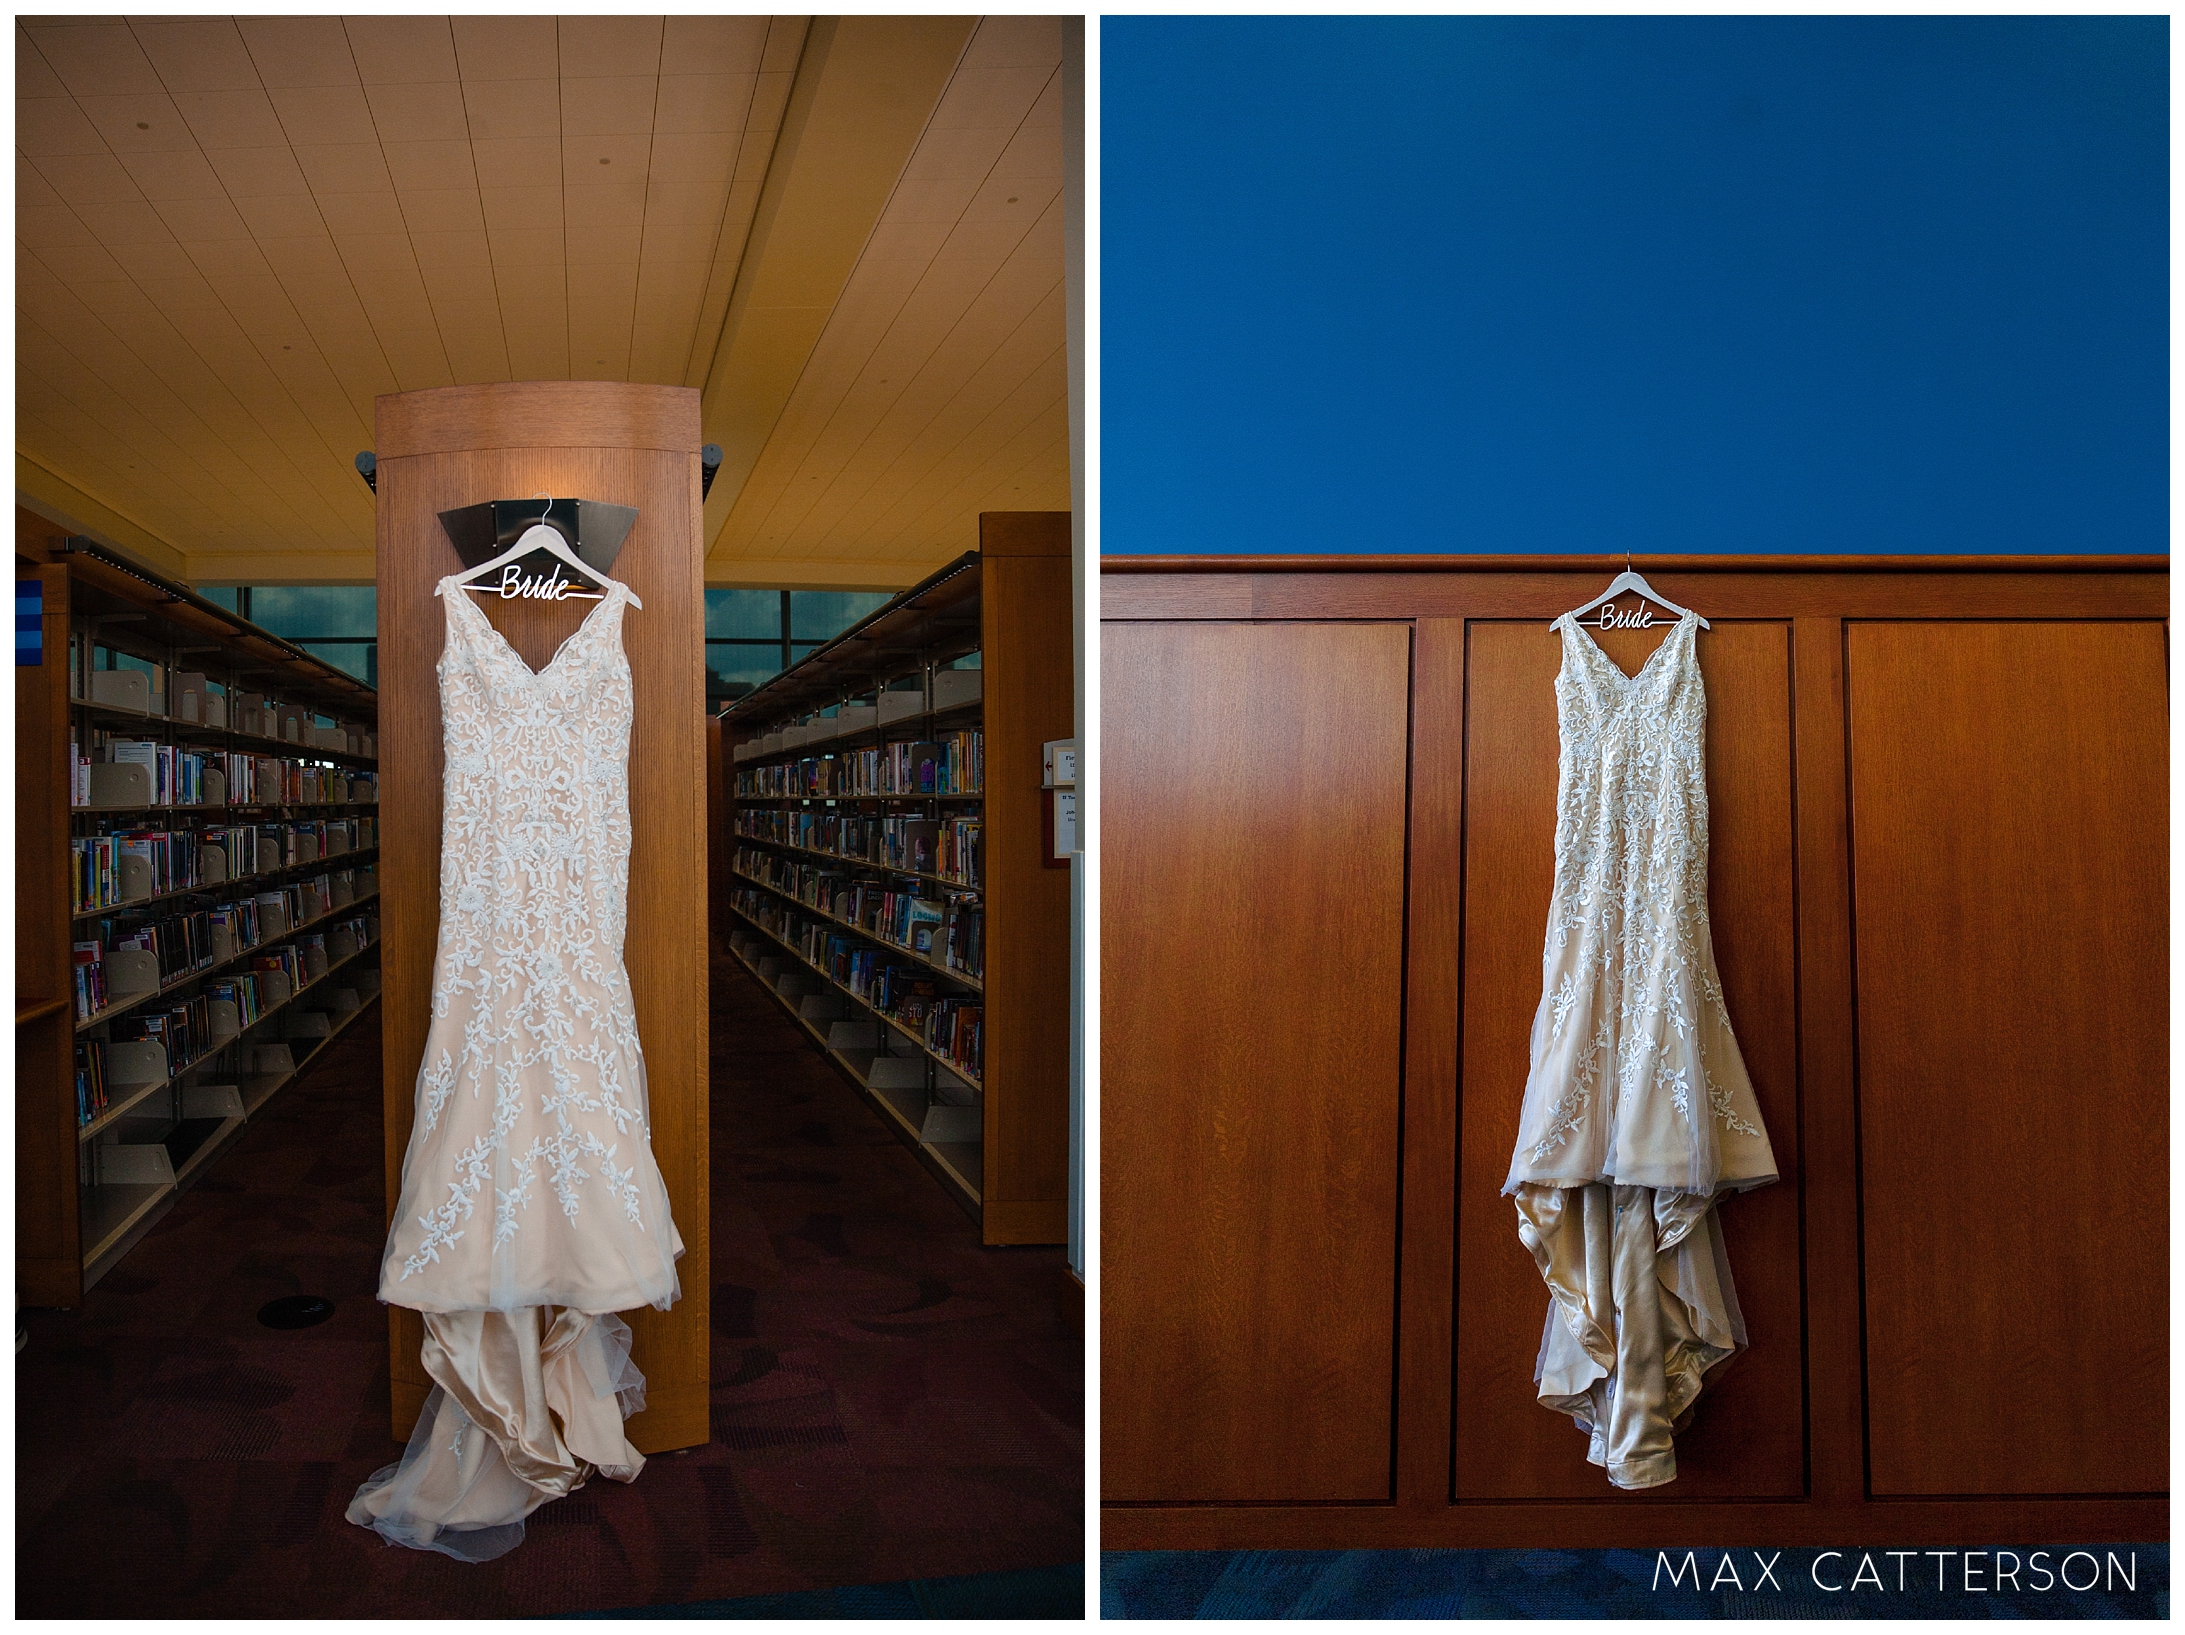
[1100, 559, 2167, 1550]
[1102, 620, 1413, 1503]
[1848, 621, 2168, 1497]
[1453, 620, 1803, 1500]
[979, 512, 1075, 1244]
[376, 382, 710, 1456]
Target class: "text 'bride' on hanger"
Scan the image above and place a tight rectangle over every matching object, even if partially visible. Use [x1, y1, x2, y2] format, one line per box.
[1555, 556, 1708, 630]
[437, 496, 643, 609]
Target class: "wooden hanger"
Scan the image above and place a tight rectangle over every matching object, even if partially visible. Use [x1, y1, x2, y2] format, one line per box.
[1555, 554, 1707, 629]
[437, 496, 642, 609]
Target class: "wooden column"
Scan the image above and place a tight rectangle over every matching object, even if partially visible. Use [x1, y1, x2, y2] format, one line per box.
[375, 383, 710, 1453]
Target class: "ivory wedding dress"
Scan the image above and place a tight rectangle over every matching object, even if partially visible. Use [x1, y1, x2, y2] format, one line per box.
[349, 578, 683, 1560]
[1503, 611, 1777, 1490]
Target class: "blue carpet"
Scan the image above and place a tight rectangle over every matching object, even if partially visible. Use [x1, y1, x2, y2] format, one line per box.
[1102, 1547, 2167, 1619]
[565, 1561, 1083, 1619]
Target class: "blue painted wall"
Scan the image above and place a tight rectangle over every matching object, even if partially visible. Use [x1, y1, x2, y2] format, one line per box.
[1101, 17, 2166, 555]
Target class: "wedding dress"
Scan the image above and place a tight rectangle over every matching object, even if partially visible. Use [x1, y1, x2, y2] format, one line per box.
[1502, 611, 1777, 1490]
[349, 578, 684, 1560]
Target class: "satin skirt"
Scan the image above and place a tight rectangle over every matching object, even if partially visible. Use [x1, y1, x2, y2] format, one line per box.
[1513, 1182, 1746, 1490]
[347, 1307, 646, 1561]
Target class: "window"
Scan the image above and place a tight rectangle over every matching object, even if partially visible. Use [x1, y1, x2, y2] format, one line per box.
[199, 586, 377, 687]
[704, 588, 893, 706]
[196, 585, 894, 704]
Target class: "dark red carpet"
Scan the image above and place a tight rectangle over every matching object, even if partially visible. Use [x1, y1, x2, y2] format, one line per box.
[16, 948, 1083, 1618]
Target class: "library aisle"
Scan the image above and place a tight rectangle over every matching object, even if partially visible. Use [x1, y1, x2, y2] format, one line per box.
[15, 946, 1082, 1620]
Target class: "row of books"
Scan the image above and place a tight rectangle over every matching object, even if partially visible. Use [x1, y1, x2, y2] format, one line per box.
[219, 753, 374, 806]
[110, 740, 213, 806]
[72, 871, 377, 1019]
[729, 887, 983, 1078]
[74, 1039, 112, 1128]
[204, 819, 378, 876]
[202, 919, 370, 1032]
[923, 998, 983, 1081]
[111, 991, 217, 1089]
[799, 920, 982, 1076]
[738, 848, 987, 979]
[70, 819, 377, 913]
[70, 733, 378, 809]
[71, 990, 221, 1124]
[733, 810, 982, 885]
[111, 912, 217, 988]
[733, 731, 984, 800]
[74, 920, 377, 1127]
[71, 650, 373, 754]
[733, 847, 985, 980]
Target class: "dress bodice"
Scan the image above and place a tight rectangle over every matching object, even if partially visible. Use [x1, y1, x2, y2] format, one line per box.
[435, 582, 636, 965]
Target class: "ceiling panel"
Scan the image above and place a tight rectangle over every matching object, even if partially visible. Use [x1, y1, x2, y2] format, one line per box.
[707, 16, 1072, 580]
[14, 14, 805, 579]
[18, 15, 1077, 590]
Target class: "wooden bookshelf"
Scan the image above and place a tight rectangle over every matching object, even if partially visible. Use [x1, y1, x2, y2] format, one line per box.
[719, 514, 1072, 1245]
[16, 515, 384, 1305]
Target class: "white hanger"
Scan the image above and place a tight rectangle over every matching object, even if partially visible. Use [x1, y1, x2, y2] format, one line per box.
[1555, 554, 1707, 629]
[437, 496, 642, 609]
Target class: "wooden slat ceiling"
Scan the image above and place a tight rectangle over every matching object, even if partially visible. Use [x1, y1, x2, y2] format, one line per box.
[703, 14, 1070, 586]
[15, 14, 1073, 590]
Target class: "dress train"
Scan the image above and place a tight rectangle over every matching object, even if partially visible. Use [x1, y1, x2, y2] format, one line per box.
[347, 1309, 647, 1560]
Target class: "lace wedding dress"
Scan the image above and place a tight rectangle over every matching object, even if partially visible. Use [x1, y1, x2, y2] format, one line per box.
[1502, 611, 1777, 1490]
[349, 578, 684, 1560]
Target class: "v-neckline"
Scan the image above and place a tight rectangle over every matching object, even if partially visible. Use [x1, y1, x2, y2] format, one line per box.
[1562, 611, 1694, 688]
[444, 576, 625, 681]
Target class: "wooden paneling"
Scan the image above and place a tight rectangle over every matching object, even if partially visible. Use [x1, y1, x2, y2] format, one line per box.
[1101, 557, 2166, 1551]
[377, 382, 710, 1455]
[979, 512, 1075, 1245]
[1103, 565, 2167, 625]
[1454, 620, 1803, 1500]
[1848, 621, 2168, 1496]
[1102, 620, 1413, 1503]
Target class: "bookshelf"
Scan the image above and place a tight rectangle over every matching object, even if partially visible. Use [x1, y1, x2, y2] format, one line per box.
[719, 514, 1072, 1245]
[16, 520, 384, 1304]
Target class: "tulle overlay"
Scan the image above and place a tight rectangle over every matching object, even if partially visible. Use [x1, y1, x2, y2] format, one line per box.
[354, 581, 682, 1559]
[1504, 615, 1777, 1488]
